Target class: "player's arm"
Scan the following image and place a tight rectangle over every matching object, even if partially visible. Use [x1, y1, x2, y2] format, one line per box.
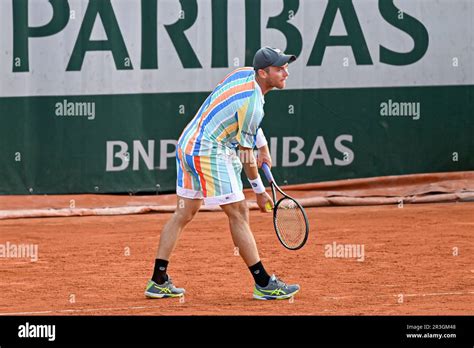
[234, 98, 262, 179]
[255, 128, 272, 169]
[238, 145, 259, 180]
[238, 145, 273, 212]
[235, 96, 273, 212]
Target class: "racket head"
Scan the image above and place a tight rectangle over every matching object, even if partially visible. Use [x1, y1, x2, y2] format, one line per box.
[272, 195, 309, 250]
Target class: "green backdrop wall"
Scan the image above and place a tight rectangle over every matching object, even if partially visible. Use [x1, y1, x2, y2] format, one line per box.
[1, 0, 473, 194]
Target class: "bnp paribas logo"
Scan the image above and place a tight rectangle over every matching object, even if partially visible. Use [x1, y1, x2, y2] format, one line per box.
[380, 99, 420, 120]
[55, 99, 96, 120]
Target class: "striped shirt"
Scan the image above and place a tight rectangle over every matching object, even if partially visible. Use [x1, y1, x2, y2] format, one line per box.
[178, 67, 265, 156]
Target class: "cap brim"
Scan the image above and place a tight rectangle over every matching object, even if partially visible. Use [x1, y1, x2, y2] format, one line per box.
[273, 54, 297, 67]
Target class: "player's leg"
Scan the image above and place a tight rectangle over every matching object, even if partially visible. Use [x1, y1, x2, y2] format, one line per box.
[201, 151, 270, 287]
[145, 196, 201, 299]
[216, 152, 299, 300]
[145, 148, 203, 299]
[220, 199, 299, 300]
[155, 149, 204, 278]
[156, 147, 205, 263]
[220, 200, 260, 266]
[190, 152, 271, 289]
[156, 196, 202, 260]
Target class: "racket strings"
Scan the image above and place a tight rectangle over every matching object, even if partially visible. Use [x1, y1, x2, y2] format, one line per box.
[274, 198, 307, 248]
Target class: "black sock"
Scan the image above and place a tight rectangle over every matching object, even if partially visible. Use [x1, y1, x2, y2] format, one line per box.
[151, 259, 169, 284]
[249, 261, 271, 287]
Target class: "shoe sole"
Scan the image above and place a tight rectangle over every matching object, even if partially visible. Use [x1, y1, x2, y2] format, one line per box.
[253, 289, 300, 300]
[144, 291, 184, 299]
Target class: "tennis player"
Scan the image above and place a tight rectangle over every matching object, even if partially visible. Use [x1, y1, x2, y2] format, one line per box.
[145, 47, 300, 300]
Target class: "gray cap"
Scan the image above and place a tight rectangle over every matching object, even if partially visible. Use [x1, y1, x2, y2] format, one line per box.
[253, 46, 296, 70]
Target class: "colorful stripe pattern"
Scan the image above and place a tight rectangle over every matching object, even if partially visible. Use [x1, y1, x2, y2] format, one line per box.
[176, 146, 243, 197]
[176, 67, 264, 198]
[178, 67, 265, 157]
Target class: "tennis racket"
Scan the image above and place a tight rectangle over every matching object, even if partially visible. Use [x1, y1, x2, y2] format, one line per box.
[261, 163, 309, 250]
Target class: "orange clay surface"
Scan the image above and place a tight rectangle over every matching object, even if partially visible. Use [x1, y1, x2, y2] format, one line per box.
[0, 201, 472, 315]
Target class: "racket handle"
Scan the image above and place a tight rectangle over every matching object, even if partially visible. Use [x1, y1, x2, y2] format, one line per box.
[261, 163, 275, 183]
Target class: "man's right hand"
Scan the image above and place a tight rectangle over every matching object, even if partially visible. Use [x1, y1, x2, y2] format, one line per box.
[256, 191, 274, 213]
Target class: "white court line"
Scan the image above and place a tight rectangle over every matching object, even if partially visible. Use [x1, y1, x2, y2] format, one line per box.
[0, 311, 54, 315]
[323, 290, 474, 300]
[0, 301, 335, 316]
[0, 290, 472, 315]
[404, 291, 473, 297]
[0, 304, 175, 316]
[0, 307, 339, 316]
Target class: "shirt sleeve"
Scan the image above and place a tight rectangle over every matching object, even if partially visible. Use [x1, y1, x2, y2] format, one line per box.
[255, 128, 267, 148]
[235, 93, 263, 148]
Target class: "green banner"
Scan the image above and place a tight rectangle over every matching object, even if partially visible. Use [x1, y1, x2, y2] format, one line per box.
[1, 0, 473, 194]
[1, 85, 472, 194]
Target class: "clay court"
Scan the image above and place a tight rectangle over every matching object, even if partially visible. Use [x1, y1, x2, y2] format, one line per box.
[1, 0, 473, 324]
[0, 180, 472, 315]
